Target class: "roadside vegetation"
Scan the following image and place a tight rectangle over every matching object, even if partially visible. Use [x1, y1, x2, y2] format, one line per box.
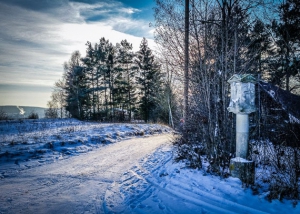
[153, 0, 300, 202]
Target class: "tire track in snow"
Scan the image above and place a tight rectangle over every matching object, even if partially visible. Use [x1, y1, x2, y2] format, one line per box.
[0, 134, 172, 214]
[105, 145, 269, 214]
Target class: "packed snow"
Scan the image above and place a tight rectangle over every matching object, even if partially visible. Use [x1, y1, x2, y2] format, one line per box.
[0, 119, 299, 213]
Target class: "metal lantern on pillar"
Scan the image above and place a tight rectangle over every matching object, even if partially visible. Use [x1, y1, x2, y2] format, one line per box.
[227, 74, 256, 184]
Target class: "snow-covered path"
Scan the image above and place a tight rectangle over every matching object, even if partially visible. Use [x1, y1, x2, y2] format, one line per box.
[1, 130, 299, 214]
[103, 143, 299, 214]
[0, 134, 172, 214]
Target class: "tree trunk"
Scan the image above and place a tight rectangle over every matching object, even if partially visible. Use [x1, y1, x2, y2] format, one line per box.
[183, 0, 190, 122]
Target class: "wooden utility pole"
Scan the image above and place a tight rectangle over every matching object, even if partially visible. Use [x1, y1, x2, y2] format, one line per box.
[183, 0, 189, 122]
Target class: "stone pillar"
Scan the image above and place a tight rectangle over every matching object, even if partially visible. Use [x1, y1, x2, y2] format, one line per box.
[230, 157, 255, 184]
[236, 114, 249, 159]
[227, 74, 256, 184]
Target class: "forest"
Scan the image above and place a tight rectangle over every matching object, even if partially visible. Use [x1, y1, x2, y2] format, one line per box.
[45, 0, 300, 201]
[46, 37, 171, 123]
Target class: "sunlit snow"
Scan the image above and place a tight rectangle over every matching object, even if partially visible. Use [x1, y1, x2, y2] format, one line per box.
[0, 119, 298, 213]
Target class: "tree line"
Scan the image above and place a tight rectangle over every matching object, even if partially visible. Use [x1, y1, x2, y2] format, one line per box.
[46, 37, 175, 123]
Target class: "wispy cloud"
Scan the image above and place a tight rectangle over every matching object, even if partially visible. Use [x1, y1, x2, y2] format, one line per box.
[68, 1, 148, 37]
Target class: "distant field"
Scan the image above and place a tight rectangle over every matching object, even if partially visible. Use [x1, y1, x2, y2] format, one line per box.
[0, 105, 46, 119]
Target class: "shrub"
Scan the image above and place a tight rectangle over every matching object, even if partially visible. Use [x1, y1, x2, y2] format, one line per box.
[28, 111, 39, 119]
[45, 108, 58, 119]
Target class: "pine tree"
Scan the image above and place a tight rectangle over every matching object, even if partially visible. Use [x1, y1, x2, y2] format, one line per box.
[82, 41, 97, 119]
[247, 19, 275, 79]
[64, 51, 89, 119]
[270, 0, 300, 91]
[116, 40, 138, 121]
[82, 38, 113, 120]
[97, 38, 110, 115]
[105, 41, 117, 121]
[136, 38, 162, 122]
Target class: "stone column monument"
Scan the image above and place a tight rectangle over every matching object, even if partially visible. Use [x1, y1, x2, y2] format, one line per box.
[227, 74, 256, 184]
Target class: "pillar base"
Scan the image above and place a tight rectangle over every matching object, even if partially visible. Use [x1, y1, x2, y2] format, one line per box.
[230, 158, 255, 184]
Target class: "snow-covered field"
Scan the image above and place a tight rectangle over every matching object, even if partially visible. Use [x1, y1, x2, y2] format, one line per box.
[0, 119, 299, 213]
[0, 118, 171, 171]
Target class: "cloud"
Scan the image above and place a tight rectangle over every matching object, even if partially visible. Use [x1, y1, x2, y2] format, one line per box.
[118, 7, 141, 14]
[0, 0, 156, 108]
[68, 1, 149, 37]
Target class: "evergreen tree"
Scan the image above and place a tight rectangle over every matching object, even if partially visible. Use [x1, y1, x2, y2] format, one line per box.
[97, 38, 110, 115]
[270, 0, 300, 91]
[105, 41, 117, 121]
[136, 38, 162, 122]
[116, 40, 138, 121]
[82, 38, 113, 120]
[82, 41, 97, 119]
[64, 51, 89, 119]
[247, 19, 275, 79]
[60, 38, 164, 122]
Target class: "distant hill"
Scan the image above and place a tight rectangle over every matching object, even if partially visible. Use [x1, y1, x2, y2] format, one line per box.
[0, 106, 46, 119]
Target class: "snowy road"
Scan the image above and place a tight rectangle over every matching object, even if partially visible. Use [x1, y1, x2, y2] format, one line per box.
[0, 134, 172, 214]
[1, 131, 298, 214]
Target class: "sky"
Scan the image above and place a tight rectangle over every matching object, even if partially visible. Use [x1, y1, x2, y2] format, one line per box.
[0, 0, 157, 108]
